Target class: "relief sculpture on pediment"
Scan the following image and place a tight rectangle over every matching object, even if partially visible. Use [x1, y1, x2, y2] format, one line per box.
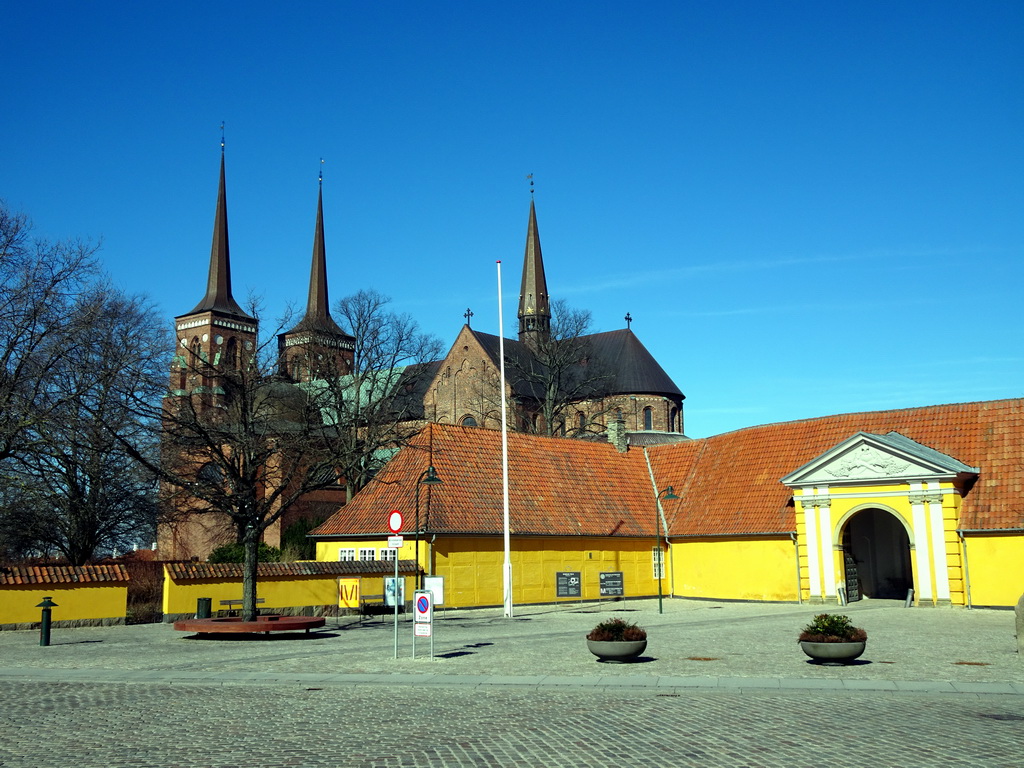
[824, 445, 912, 479]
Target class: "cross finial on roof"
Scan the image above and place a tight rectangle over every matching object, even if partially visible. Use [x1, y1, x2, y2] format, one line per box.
[526, 173, 534, 197]
[625, 312, 632, 329]
[220, 121, 225, 153]
[464, 307, 474, 327]
[319, 157, 324, 186]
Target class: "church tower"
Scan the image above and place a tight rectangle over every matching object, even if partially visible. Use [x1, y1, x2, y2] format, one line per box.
[171, 149, 257, 396]
[277, 179, 355, 382]
[517, 198, 551, 347]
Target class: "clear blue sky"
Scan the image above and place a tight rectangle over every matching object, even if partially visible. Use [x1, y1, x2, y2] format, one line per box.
[3, 2, 1021, 438]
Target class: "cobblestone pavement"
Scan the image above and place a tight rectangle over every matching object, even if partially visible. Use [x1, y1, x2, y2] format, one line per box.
[2, 681, 1023, 767]
[1, 599, 1022, 766]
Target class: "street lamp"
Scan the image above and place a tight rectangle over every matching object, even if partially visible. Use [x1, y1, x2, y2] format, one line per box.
[414, 466, 442, 589]
[655, 485, 678, 614]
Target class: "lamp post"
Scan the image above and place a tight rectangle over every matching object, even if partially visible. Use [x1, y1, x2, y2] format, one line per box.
[655, 486, 679, 614]
[414, 466, 442, 589]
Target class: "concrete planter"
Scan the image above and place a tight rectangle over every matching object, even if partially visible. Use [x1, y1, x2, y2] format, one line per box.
[586, 638, 647, 662]
[799, 640, 866, 665]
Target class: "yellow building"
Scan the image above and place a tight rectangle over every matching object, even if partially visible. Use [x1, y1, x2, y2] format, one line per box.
[312, 399, 1024, 609]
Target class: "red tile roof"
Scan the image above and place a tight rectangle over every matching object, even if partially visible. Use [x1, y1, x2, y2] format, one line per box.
[312, 424, 657, 538]
[649, 398, 1024, 535]
[164, 560, 417, 581]
[0, 564, 130, 586]
[312, 400, 1024, 540]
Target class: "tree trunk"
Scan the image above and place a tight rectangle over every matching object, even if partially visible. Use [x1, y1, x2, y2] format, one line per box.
[242, 527, 260, 622]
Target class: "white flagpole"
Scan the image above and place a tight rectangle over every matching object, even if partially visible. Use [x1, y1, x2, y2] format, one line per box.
[497, 260, 513, 618]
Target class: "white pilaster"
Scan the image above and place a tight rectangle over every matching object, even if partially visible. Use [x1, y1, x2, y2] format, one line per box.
[909, 482, 933, 602]
[803, 497, 821, 599]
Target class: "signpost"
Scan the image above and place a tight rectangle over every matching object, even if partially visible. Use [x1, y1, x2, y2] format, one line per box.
[556, 571, 582, 599]
[599, 571, 625, 597]
[388, 511, 403, 659]
[412, 589, 434, 659]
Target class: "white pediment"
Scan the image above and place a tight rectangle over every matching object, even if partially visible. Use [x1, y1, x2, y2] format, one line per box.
[781, 432, 978, 487]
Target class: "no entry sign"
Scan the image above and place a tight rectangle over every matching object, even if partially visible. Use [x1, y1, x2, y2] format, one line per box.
[387, 510, 403, 533]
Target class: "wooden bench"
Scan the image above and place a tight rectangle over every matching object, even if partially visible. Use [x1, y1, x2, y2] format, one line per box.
[359, 594, 386, 620]
[218, 598, 264, 617]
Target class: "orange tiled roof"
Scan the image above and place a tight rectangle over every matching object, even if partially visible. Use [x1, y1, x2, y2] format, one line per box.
[312, 424, 658, 538]
[649, 398, 1024, 535]
[0, 564, 130, 586]
[312, 400, 1024, 540]
[165, 560, 418, 581]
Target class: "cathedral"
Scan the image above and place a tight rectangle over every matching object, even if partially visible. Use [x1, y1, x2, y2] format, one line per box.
[159, 152, 684, 560]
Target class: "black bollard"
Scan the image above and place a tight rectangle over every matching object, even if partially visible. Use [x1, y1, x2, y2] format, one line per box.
[37, 596, 58, 647]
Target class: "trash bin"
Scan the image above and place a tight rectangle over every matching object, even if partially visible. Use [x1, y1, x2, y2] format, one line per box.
[196, 597, 212, 619]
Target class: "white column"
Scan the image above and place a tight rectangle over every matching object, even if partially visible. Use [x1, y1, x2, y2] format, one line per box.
[910, 482, 933, 602]
[926, 483, 951, 602]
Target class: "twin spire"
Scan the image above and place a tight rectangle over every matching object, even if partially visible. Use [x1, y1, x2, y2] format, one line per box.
[184, 151, 342, 337]
[186, 152, 255, 321]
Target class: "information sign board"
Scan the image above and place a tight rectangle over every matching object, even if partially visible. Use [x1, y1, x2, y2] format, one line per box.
[384, 577, 405, 607]
[414, 622, 432, 637]
[423, 576, 445, 605]
[556, 571, 582, 598]
[387, 535, 404, 549]
[599, 571, 624, 596]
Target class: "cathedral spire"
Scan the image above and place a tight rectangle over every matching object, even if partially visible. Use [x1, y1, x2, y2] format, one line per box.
[284, 179, 344, 336]
[517, 198, 551, 344]
[277, 173, 354, 381]
[186, 151, 254, 320]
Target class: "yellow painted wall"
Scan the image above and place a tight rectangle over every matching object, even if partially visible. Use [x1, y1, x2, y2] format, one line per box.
[961, 534, 1024, 607]
[0, 585, 128, 626]
[670, 537, 797, 601]
[431, 535, 659, 608]
[165, 569, 344, 615]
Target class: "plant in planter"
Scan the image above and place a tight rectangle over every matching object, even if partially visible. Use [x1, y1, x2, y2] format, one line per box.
[798, 613, 867, 665]
[586, 617, 648, 662]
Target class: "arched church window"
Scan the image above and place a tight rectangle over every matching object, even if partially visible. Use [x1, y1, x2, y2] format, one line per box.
[225, 337, 238, 368]
[460, 415, 478, 427]
[643, 406, 653, 431]
[669, 407, 678, 432]
[190, 336, 201, 360]
[577, 411, 586, 430]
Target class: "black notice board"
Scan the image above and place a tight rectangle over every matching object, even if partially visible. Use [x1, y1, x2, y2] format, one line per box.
[556, 571, 582, 598]
[599, 571, 624, 596]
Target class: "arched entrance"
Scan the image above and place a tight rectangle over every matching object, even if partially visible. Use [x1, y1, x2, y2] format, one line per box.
[841, 508, 913, 601]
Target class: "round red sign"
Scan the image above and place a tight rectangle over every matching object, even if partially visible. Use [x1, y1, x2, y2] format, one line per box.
[388, 510, 403, 533]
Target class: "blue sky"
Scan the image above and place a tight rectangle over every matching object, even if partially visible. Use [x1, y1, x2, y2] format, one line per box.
[3, 2, 1021, 438]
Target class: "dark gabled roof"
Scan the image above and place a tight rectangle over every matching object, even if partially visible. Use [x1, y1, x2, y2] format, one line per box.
[466, 327, 683, 401]
[584, 329, 683, 397]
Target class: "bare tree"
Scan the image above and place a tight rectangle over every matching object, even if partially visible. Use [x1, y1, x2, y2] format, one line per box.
[0, 287, 164, 564]
[511, 299, 613, 437]
[331, 288, 443, 499]
[0, 202, 100, 461]
[0, 203, 164, 564]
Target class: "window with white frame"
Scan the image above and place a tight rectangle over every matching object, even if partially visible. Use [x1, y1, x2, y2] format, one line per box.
[338, 548, 356, 562]
[379, 548, 397, 562]
[652, 546, 665, 579]
[359, 548, 376, 562]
